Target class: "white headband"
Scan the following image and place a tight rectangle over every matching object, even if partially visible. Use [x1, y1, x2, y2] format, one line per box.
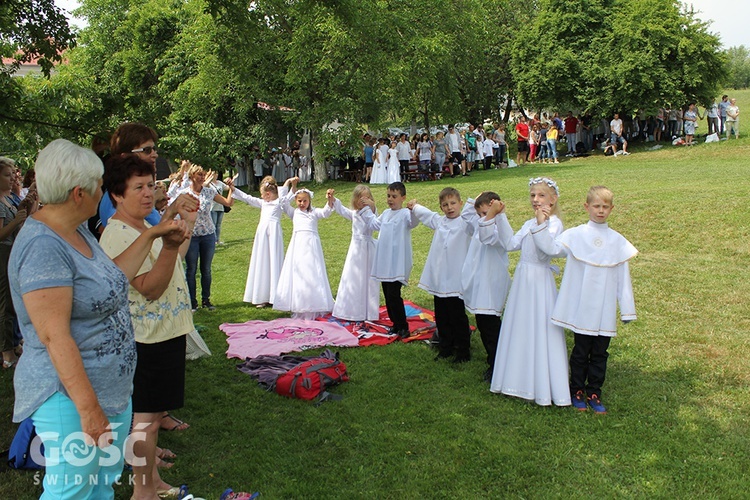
[529, 177, 559, 195]
[296, 188, 314, 199]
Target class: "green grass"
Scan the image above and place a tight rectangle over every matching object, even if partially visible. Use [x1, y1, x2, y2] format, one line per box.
[3, 91, 750, 498]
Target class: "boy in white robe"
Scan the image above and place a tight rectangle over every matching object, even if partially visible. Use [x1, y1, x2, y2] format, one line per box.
[361, 182, 419, 338]
[532, 185, 637, 414]
[461, 192, 512, 380]
[408, 188, 475, 362]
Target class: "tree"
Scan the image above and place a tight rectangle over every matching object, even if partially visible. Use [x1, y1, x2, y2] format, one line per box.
[511, 0, 726, 115]
[0, 0, 75, 75]
[725, 45, 750, 89]
[1, 0, 76, 146]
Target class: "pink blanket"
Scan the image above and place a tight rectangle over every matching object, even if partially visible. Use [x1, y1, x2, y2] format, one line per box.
[222, 318, 360, 359]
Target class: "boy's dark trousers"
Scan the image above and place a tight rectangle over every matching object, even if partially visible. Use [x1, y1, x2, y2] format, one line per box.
[475, 314, 502, 369]
[434, 296, 471, 359]
[569, 333, 611, 397]
[484, 156, 493, 170]
[382, 281, 408, 332]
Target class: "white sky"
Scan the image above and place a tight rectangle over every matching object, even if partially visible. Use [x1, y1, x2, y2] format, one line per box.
[55, 0, 749, 48]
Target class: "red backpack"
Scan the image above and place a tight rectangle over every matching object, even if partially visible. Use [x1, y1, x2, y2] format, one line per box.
[274, 355, 348, 401]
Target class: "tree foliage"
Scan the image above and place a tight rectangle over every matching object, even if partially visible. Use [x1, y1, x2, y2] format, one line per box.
[512, 0, 726, 114]
[0, 0, 75, 74]
[1, 0, 729, 164]
[725, 45, 750, 89]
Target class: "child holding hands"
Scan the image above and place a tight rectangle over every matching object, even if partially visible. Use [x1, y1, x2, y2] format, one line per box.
[232, 176, 297, 308]
[360, 182, 419, 337]
[409, 187, 475, 362]
[532, 185, 637, 414]
[273, 187, 334, 320]
[489, 177, 571, 407]
[461, 192, 513, 380]
[328, 185, 380, 322]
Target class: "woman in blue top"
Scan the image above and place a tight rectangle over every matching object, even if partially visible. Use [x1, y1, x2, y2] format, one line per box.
[9, 139, 189, 499]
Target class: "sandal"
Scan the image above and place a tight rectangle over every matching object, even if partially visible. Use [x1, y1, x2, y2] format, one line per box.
[157, 447, 177, 460]
[157, 484, 189, 499]
[2, 359, 16, 369]
[161, 413, 190, 432]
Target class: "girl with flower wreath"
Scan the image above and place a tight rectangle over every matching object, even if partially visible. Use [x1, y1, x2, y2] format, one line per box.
[488, 177, 571, 407]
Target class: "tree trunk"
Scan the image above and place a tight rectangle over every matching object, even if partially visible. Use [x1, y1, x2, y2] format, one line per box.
[503, 94, 514, 123]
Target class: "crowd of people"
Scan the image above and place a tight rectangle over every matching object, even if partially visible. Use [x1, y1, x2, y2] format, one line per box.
[3, 91, 741, 496]
[226, 94, 741, 192]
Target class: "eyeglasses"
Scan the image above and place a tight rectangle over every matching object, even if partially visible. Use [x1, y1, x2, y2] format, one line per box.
[131, 146, 157, 154]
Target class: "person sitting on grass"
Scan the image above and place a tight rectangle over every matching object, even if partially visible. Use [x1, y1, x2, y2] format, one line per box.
[609, 113, 630, 156]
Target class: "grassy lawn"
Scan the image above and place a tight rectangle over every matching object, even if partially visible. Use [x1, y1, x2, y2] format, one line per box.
[2, 91, 750, 498]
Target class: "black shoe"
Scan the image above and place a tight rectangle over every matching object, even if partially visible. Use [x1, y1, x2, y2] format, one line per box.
[434, 350, 452, 361]
[202, 299, 216, 311]
[452, 354, 471, 364]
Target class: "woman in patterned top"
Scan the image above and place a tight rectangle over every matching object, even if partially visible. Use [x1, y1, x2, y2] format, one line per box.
[179, 164, 234, 311]
[9, 139, 188, 499]
[100, 154, 197, 500]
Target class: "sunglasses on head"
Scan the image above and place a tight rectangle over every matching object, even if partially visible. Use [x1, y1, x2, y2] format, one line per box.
[132, 146, 157, 154]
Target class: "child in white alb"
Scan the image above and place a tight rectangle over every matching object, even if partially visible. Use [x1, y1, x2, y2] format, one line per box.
[328, 185, 380, 322]
[232, 176, 296, 308]
[386, 141, 401, 184]
[461, 191, 512, 381]
[409, 187, 475, 362]
[482, 136, 496, 170]
[532, 185, 637, 414]
[361, 182, 419, 337]
[489, 177, 571, 406]
[273, 188, 334, 320]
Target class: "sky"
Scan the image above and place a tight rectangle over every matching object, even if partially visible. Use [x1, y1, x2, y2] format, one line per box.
[54, 0, 750, 48]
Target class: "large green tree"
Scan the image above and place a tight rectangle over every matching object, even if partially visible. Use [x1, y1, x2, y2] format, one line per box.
[1, 0, 76, 155]
[511, 0, 726, 114]
[725, 45, 750, 89]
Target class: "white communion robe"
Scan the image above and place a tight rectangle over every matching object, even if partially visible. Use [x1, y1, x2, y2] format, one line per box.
[461, 212, 513, 316]
[273, 203, 335, 316]
[532, 220, 637, 336]
[331, 199, 380, 321]
[361, 206, 420, 285]
[232, 186, 292, 305]
[489, 215, 571, 406]
[411, 202, 475, 297]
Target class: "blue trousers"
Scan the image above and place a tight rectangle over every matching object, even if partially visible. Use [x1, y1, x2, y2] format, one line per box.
[210, 210, 224, 243]
[32, 392, 132, 500]
[186, 233, 216, 306]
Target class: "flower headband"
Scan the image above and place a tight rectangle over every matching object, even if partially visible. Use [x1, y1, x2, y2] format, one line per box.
[529, 177, 559, 195]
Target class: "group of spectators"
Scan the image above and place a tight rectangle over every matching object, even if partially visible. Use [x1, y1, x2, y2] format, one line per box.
[225, 93, 743, 193]
[3, 123, 238, 498]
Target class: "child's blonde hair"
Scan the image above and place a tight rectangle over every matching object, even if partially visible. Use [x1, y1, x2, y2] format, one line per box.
[587, 185, 614, 204]
[529, 177, 561, 217]
[260, 175, 278, 196]
[351, 184, 373, 209]
[439, 187, 461, 204]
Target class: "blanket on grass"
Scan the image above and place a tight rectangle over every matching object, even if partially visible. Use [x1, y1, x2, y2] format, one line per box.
[222, 302, 439, 359]
[316, 301, 436, 346]
[222, 318, 359, 359]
